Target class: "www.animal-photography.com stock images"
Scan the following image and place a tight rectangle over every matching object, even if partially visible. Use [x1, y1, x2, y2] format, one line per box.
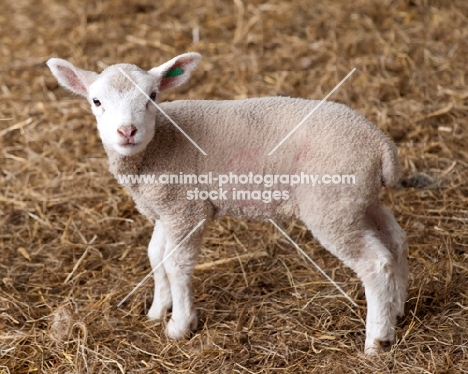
[1, 0, 467, 373]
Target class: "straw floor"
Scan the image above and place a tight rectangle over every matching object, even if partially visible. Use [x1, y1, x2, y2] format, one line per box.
[1, 0, 467, 372]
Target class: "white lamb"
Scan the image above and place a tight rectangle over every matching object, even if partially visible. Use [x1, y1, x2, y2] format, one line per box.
[47, 52, 408, 354]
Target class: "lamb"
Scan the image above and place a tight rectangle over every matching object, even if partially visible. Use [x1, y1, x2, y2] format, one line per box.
[46, 52, 408, 355]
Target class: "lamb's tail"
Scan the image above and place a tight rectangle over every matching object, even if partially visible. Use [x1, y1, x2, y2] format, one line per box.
[380, 136, 400, 187]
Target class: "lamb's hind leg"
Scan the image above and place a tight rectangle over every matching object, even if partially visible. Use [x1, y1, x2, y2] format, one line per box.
[366, 202, 408, 319]
[306, 213, 403, 354]
[357, 232, 402, 354]
[147, 221, 173, 320]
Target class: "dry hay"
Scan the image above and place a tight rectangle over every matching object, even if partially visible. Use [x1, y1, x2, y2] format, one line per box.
[1, 0, 468, 372]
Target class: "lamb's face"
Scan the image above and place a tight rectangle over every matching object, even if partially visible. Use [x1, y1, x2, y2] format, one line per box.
[47, 53, 201, 156]
[88, 64, 158, 156]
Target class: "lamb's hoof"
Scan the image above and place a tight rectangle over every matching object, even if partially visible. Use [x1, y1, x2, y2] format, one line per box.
[397, 311, 405, 321]
[397, 307, 405, 319]
[166, 311, 198, 340]
[364, 339, 393, 355]
[147, 303, 171, 320]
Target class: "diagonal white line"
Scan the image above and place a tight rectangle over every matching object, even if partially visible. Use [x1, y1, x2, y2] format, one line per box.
[268, 68, 356, 155]
[117, 219, 206, 307]
[117, 68, 207, 156]
[268, 219, 358, 307]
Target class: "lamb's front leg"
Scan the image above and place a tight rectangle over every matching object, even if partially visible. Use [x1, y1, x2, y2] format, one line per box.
[163, 230, 202, 340]
[147, 221, 173, 320]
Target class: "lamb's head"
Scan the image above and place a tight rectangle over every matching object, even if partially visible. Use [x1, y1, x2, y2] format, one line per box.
[47, 53, 201, 156]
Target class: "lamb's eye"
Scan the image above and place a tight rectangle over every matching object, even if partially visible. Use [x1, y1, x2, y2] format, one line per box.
[92, 98, 101, 107]
[149, 92, 156, 101]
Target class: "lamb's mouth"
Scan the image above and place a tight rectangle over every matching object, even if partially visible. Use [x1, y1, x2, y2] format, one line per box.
[119, 142, 138, 147]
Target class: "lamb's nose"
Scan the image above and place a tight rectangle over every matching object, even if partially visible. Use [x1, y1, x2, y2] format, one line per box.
[118, 125, 137, 140]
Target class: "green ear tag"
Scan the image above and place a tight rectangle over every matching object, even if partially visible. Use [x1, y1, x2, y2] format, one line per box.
[164, 68, 184, 77]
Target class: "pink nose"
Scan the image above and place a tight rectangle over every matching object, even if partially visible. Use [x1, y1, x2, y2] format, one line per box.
[118, 125, 137, 142]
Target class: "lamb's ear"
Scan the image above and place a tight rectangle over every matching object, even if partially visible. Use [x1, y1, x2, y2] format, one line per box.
[46, 58, 98, 97]
[148, 52, 201, 92]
